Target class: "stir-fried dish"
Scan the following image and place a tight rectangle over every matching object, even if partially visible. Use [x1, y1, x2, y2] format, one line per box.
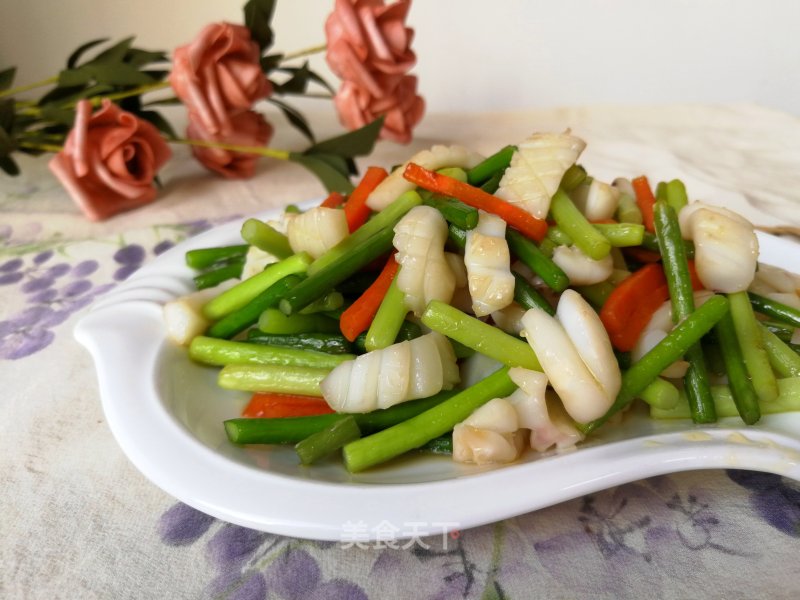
[163, 132, 800, 472]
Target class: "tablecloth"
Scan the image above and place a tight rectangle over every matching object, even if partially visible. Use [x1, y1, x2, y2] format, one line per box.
[2, 105, 800, 600]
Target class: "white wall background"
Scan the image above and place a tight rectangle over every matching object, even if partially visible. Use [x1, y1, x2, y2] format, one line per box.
[1, 0, 798, 115]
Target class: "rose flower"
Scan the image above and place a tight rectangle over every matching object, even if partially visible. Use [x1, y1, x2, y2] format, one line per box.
[48, 99, 171, 221]
[170, 22, 272, 136]
[186, 110, 273, 179]
[334, 75, 424, 144]
[325, 0, 416, 86]
[325, 0, 423, 142]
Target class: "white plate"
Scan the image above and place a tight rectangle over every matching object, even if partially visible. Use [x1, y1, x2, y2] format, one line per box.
[74, 210, 800, 541]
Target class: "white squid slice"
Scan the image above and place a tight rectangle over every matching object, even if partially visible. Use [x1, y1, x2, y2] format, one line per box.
[321, 333, 459, 413]
[320, 360, 354, 411]
[551, 245, 613, 285]
[571, 179, 620, 221]
[507, 366, 584, 452]
[376, 341, 411, 409]
[163, 284, 235, 347]
[632, 290, 715, 378]
[444, 252, 468, 288]
[452, 426, 523, 465]
[766, 292, 800, 311]
[286, 206, 349, 259]
[366, 145, 485, 211]
[678, 202, 758, 293]
[611, 177, 636, 199]
[752, 263, 800, 295]
[556, 290, 621, 400]
[393, 205, 456, 315]
[491, 303, 528, 336]
[240, 246, 278, 280]
[495, 131, 587, 219]
[465, 211, 515, 316]
[463, 397, 520, 433]
[453, 397, 522, 465]
[344, 349, 382, 413]
[633, 329, 689, 379]
[538, 391, 585, 452]
[408, 332, 445, 399]
[430, 331, 461, 389]
[521, 307, 613, 423]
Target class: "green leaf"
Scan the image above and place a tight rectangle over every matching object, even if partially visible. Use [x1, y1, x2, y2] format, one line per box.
[58, 68, 93, 88]
[0, 99, 14, 130]
[289, 153, 355, 194]
[304, 152, 351, 178]
[306, 117, 384, 158]
[272, 62, 313, 95]
[0, 154, 20, 176]
[66, 38, 109, 69]
[267, 97, 315, 143]
[140, 69, 169, 82]
[274, 64, 335, 95]
[59, 63, 155, 88]
[124, 48, 168, 68]
[88, 63, 156, 86]
[0, 67, 16, 92]
[39, 82, 114, 109]
[0, 124, 16, 157]
[244, 0, 276, 52]
[38, 105, 77, 127]
[90, 37, 135, 65]
[260, 53, 283, 73]
[37, 84, 85, 106]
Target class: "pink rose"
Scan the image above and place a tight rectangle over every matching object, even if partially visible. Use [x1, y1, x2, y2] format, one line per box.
[334, 75, 424, 143]
[325, 0, 416, 98]
[186, 110, 273, 179]
[170, 22, 271, 136]
[48, 99, 171, 221]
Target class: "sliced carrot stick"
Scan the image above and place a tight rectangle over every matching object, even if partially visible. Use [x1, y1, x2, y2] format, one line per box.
[339, 253, 399, 341]
[344, 166, 388, 232]
[600, 263, 668, 351]
[242, 392, 336, 418]
[632, 176, 656, 232]
[624, 246, 663, 264]
[320, 191, 346, 208]
[687, 259, 703, 291]
[402, 163, 548, 241]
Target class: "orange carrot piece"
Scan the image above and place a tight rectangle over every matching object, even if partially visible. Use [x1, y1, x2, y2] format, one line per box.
[243, 393, 336, 418]
[402, 163, 548, 241]
[600, 263, 668, 351]
[687, 259, 703, 291]
[344, 166, 388, 232]
[339, 253, 399, 341]
[632, 176, 656, 232]
[320, 191, 346, 208]
[624, 246, 663, 264]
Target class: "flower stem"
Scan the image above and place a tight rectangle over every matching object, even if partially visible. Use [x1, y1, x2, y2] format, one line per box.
[18, 141, 63, 152]
[89, 81, 171, 105]
[0, 76, 58, 99]
[171, 138, 291, 161]
[13, 80, 173, 118]
[281, 43, 327, 61]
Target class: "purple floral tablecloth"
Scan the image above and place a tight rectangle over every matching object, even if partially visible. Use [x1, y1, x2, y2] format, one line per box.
[2, 106, 800, 599]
